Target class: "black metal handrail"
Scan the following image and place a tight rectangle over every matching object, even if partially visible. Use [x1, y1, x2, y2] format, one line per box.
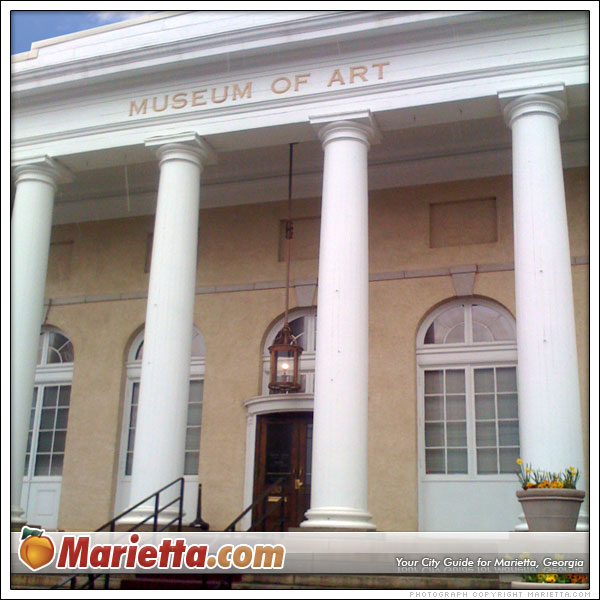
[225, 475, 289, 532]
[188, 483, 210, 530]
[52, 477, 185, 589]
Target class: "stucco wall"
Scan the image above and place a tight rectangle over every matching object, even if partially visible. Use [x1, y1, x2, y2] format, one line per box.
[44, 168, 589, 531]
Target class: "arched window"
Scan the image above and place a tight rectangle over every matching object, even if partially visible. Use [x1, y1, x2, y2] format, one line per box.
[422, 301, 516, 345]
[417, 299, 519, 476]
[262, 308, 317, 395]
[417, 298, 521, 531]
[22, 327, 74, 528]
[115, 327, 205, 515]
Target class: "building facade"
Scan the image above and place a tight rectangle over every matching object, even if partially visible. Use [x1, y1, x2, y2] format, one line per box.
[11, 11, 590, 532]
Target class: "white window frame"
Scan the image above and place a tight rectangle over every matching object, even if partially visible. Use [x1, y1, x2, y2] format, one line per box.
[261, 308, 317, 395]
[24, 328, 74, 482]
[417, 299, 518, 483]
[22, 327, 74, 529]
[116, 327, 205, 498]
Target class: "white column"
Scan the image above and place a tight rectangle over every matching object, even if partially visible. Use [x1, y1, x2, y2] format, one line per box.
[126, 134, 215, 522]
[500, 86, 587, 527]
[302, 112, 379, 530]
[11, 157, 71, 526]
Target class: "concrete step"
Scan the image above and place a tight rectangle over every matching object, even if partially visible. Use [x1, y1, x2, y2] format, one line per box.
[120, 574, 238, 590]
[10, 572, 238, 590]
[10, 573, 124, 590]
[235, 573, 504, 590]
[11, 571, 507, 590]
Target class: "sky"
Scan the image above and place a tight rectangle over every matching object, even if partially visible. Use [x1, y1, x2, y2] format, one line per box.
[10, 10, 161, 55]
[9, 5, 599, 55]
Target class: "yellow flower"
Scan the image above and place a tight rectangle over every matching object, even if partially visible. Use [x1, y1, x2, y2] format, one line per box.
[525, 482, 536, 488]
[525, 468, 531, 473]
[538, 480, 550, 488]
[550, 480, 564, 488]
[569, 466, 576, 473]
[516, 458, 523, 465]
[545, 575, 557, 583]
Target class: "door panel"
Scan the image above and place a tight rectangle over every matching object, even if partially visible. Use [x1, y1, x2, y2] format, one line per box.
[21, 384, 70, 529]
[21, 484, 61, 529]
[419, 480, 521, 531]
[253, 412, 312, 530]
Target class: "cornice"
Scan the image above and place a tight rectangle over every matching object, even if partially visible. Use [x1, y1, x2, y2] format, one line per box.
[10, 12, 392, 83]
[10, 11, 185, 62]
[11, 11, 502, 95]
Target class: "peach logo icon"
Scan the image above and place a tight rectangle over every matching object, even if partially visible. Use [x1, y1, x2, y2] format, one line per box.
[19, 526, 55, 571]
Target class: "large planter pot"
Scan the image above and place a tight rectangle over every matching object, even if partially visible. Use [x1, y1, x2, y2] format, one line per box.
[516, 488, 585, 531]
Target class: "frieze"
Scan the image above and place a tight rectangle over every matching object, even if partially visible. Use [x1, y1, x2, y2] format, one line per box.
[129, 62, 389, 117]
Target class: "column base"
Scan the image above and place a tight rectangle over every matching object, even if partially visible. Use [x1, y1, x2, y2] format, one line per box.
[11, 505, 27, 531]
[575, 511, 590, 531]
[514, 513, 528, 531]
[115, 504, 185, 531]
[301, 507, 376, 531]
[514, 510, 589, 531]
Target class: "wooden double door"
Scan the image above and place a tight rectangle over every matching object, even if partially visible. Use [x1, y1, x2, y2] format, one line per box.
[253, 412, 312, 531]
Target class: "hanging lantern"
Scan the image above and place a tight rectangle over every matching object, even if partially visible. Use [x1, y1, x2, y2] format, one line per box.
[268, 323, 303, 392]
[268, 143, 303, 393]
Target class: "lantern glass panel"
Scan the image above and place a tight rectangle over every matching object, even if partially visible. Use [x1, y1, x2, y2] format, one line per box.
[276, 353, 295, 384]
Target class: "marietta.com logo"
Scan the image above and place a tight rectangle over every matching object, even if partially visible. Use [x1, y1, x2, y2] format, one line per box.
[19, 527, 56, 571]
[17, 526, 285, 572]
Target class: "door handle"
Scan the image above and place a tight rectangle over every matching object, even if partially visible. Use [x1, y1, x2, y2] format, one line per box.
[295, 467, 304, 489]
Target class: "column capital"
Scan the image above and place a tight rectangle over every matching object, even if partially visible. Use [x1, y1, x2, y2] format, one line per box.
[309, 110, 381, 148]
[11, 156, 73, 188]
[145, 132, 217, 167]
[498, 84, 567, 128]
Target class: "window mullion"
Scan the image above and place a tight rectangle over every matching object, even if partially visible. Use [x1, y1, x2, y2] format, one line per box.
[494, 367, 500, 474]
[465, 365, 477, 478]
[124, 379, 139, 477]
[27, 386, 42, 479]
[418, 369, 424, 475]
[42, 332, 49, 366]
[465, 302, 473, 345]
[442, 370, 448, 474]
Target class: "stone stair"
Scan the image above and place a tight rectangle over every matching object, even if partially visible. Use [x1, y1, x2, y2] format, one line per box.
[233, 573, 505, 590]
[10, 573, 124, 590]
[11, 572, 506, 590]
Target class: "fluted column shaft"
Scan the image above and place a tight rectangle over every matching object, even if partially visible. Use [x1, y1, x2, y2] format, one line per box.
[127, 136, 213, 517]
[11, 158, 69, 525]
[501, 88, 587, 521]
[302, 114, 378, 530]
